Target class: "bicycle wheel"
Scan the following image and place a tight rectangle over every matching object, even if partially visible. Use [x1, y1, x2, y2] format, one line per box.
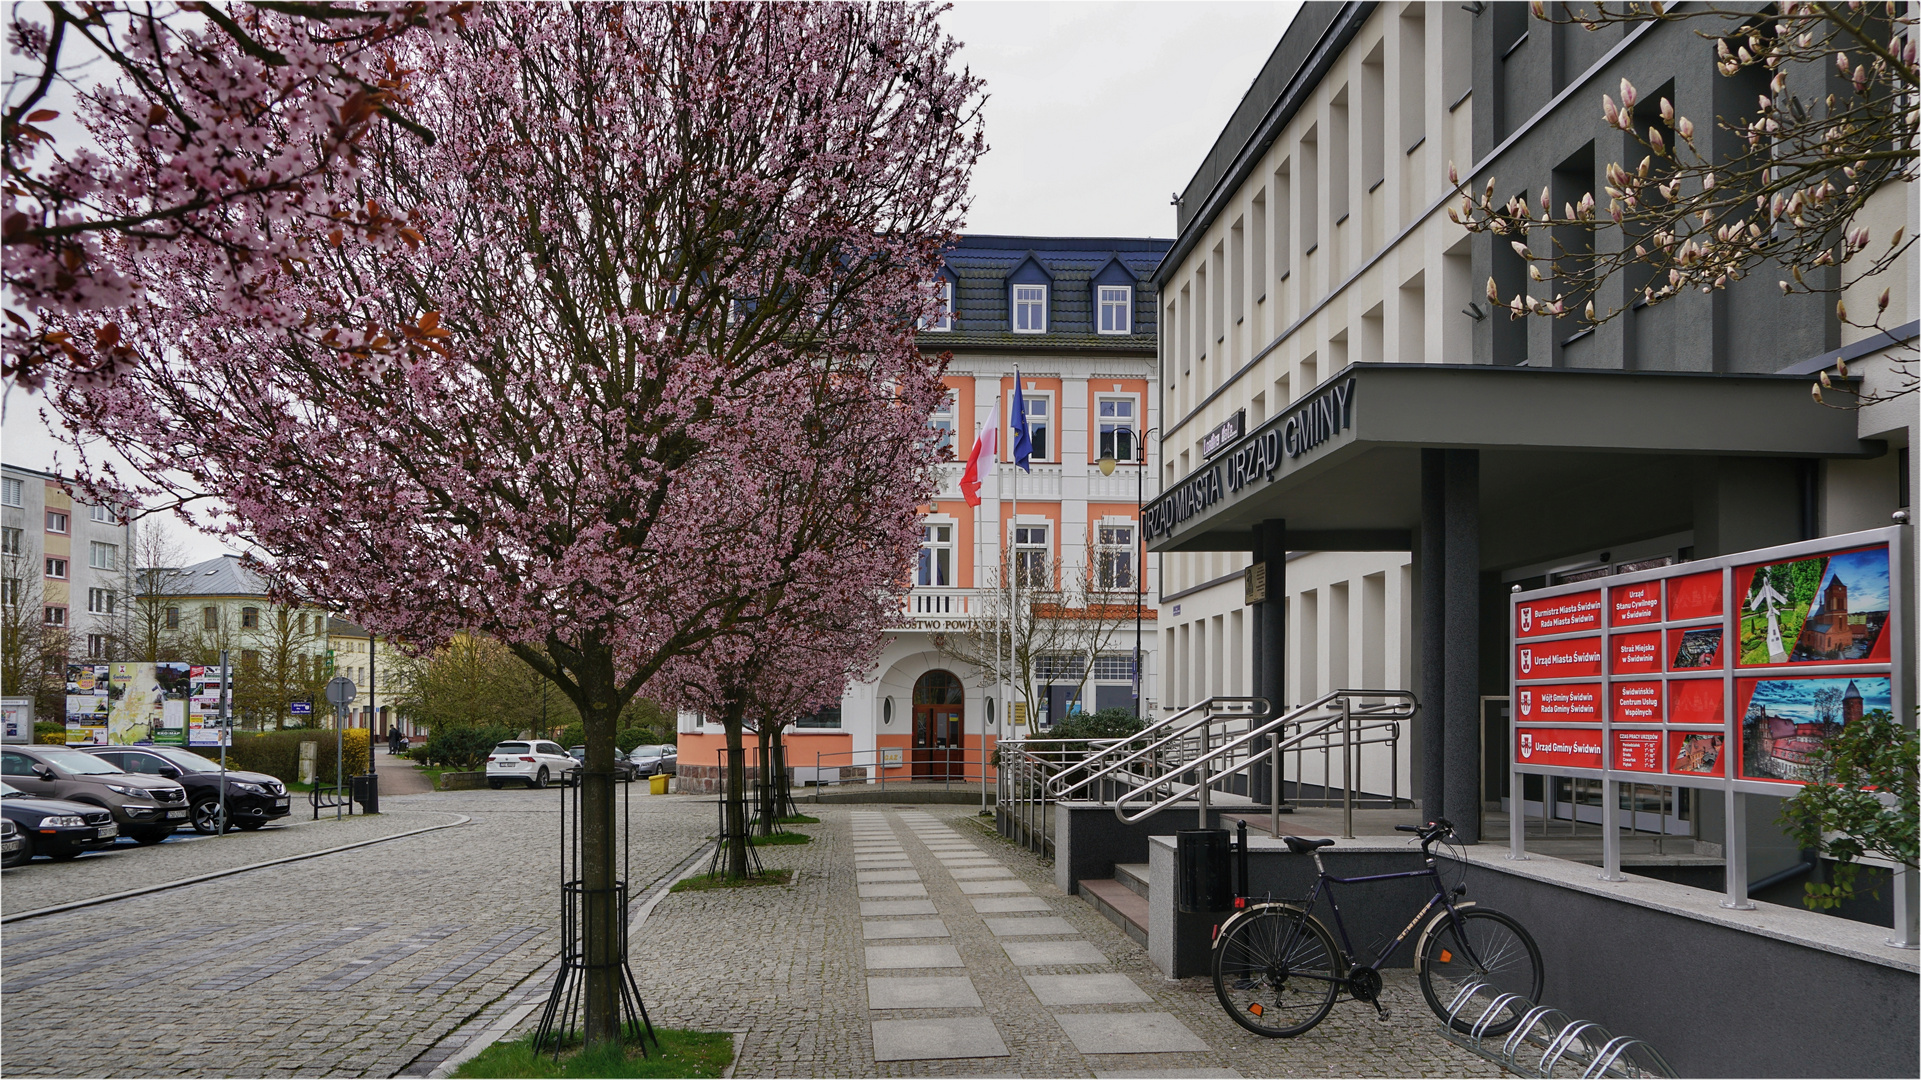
[1212, 905, 1343, 1038]
[1417, 908, 1544, 1034]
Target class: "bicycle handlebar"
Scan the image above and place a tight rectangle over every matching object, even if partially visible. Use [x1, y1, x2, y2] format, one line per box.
[1395, 819, 1455, 847]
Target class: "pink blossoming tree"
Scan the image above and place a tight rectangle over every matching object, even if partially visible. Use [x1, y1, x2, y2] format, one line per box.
[43, 2, 981, 1046]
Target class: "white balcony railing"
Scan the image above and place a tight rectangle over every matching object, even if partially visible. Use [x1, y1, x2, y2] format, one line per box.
[931, 462, 1149, 504]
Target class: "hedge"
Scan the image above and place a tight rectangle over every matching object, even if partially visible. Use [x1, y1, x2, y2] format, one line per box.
[421, 724, 517, 770]
[33, 721, 66, 744]
[189, 729, 371, 785]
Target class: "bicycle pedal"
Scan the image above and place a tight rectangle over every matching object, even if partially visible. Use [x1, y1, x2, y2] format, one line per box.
[1374, 1006, 1392, 1022]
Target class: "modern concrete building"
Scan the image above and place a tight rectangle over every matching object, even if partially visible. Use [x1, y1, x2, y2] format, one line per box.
[0, 463, 135, 664]
[1146, 0, 1914, 867]
[678, 234, 1170, 789]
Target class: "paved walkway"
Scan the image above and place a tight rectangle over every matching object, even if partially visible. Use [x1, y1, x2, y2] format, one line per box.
[628, 804, 1501, 1077]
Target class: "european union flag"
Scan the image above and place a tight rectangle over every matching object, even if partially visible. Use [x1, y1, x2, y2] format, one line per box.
[1010, 369, 1033, 473]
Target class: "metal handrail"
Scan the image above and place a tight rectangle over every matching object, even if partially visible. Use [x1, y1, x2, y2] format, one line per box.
[1109, 689, 1417, 835]
[1046, 695, 1270, 802]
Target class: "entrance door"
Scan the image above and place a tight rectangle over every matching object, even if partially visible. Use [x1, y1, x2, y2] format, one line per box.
[912, 670, 965, 780]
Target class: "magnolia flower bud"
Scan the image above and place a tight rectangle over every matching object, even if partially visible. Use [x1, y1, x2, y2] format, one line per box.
[1619, 78, 1637, 108]
[1487, 277, 1500, 303]
[1603, 94, 1620, 126]
[1878, 287, 1890, 312]
[1448, 161, 1460, 186]
[1677, 116, 1693, 140]
[1511, 241, 1533, 260]
[1659, 98, 1674, 123]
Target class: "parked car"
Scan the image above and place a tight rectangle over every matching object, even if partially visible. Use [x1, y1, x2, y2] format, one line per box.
[1, 780, 120, 864]
[0, 745, 188, 844]
[485, 741, 577, 789]
[566, 746, 640, 783]
[1, 817, 18, 866]
[626, 744, 677, 777]
[80, 745, 291, 834]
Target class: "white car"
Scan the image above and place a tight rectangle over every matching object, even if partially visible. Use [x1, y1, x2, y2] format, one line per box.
[485, 740, 576, 789]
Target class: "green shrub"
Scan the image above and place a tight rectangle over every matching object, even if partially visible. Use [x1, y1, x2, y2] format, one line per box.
[1045, 707, 1144, 741]
[33, 721, 66, 744]
[616, 726, 653, 753]
[422, 723, 517, 770]
[556, 721, 586, 749]
[188, 729, 371, 785]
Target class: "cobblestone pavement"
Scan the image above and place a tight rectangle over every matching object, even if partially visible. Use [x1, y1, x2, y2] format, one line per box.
[0, 787, 715, 1079]
[621, 804, 1503, 1078]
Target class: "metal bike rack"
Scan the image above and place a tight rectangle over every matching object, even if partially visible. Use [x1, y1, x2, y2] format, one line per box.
[1439, 979, 1675, 1078]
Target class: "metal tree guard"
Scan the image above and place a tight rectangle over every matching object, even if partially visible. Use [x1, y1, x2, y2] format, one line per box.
[532, 765, 659, 1059]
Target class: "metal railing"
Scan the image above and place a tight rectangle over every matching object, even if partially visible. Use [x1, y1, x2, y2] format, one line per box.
[995, 737, 1124, 856]
[804, 746, 998, 810]
[1438, 980, 1675, 1078]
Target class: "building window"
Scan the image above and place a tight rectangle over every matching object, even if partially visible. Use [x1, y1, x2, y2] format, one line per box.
[87, 633, 107, 658]
[202, 606, 218, 631]
[0, 527, 20, 556]
[1097, 397, 1137, 460]
[1097, 285, 1132, 334]
[929, 391, 956, 454]
[240, 649, 259, 668]
[1097, 524, 1135, 590]
[917, 523, 953, 587]
[1021, 393, 1052, 460]
[44, 557, 66, 580]
[89, 504, 116, 524]
[1, 477, 21, 507]
[241, 606, 260, 629]
[88, 542, 117, 571]
[1012, 284, 1047, 333]
[795, 705, 842, 729]
[1, 579, 19, 606]
[165, 606, 180, 630]
[298, 612, 308, 633]
[926, 279, 954, 332]
[1091, 653, 1137, 681]
[1033, 653, 1086, 681]
[44, 605, 65, 627]
[45, 510, 67, 534]
[88, 588, 115, 615]
[1015, 523, 1050, 588]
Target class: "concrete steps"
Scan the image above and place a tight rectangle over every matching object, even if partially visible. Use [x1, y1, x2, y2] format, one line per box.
[1075, 877, 1148, 947]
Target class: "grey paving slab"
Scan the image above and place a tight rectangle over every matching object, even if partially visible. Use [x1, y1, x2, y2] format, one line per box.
[854, 858, 915, 869]
[865, 975, 982, 1010]
[871, 1017, 1009, 1061]
[855, 870, 922, 883]
[1055, 1013, 1210, 1055]
[956, 879, 1030, 894]
[863, 944, 964, 970]
[860, 899, 939, 916]
[1024, 973, 1154, 1005]
[970, 895, 1053, 913]
[857, 882, 928, 898]
[1095, 1071, 1241, 1079]
[1001, 940, 1110, 967]
[983, 916, 1080, 937]
[947, 866, 1017, 880]
[861, 919, 950, 940]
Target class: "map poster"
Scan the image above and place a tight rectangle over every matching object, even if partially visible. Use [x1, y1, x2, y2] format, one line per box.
[1735, 545, 1890, 667]
[1738, 675, 1893, 784]
[106, 662, 193, 745]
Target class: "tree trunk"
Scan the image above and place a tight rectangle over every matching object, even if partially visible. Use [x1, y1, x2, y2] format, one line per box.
[772, 727, 795, 819]
[722, 697, 751, 878]
[755, 722, 776, 836]
[579, 682, 622, 1048]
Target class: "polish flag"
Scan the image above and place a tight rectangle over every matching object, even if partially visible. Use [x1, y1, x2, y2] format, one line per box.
[960, 406, 998, 507]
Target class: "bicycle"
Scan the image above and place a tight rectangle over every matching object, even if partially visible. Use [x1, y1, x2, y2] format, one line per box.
[1211, 818, 1543, 1039]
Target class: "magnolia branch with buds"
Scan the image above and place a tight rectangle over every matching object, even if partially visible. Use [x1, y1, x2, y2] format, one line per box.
[1451, 1, 1916, 406]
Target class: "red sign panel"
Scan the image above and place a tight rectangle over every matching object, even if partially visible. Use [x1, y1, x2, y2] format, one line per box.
[1668, 730, 1727, 777]
[1515, 590, 1602, 638]
[1667, 570, 1723, 622]
[1667, 626, 1724, 671]
[1515, 728, 1604, 770]
[1733, 544, 1891, 668]
[1610, 631, 1664, 676]
[1611, 680, 1663, 723]
[1516, 636, 1603, 680]
[1609, 582, 1662, 627]
[1515, 683, 1601, 724]
[1614, 730, 1664, 773]
[1668, 678, 1724, 727]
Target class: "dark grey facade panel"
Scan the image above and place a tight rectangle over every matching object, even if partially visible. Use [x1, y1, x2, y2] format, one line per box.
[936, 235, 1168, 339]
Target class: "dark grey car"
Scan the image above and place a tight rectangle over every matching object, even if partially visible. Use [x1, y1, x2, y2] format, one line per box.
[1, 746, 189, 844]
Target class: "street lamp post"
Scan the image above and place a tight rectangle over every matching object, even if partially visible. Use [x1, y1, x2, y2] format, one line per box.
[1097, 425, 1157, 720]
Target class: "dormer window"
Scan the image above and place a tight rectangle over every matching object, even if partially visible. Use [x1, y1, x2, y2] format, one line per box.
[1013, 284, 1047, 333]
[1097, 285, 1132, 334]
[927, 279, 954, 332]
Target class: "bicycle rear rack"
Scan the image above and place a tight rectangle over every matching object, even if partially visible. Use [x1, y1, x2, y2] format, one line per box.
[1437, 980, 1675, 1078]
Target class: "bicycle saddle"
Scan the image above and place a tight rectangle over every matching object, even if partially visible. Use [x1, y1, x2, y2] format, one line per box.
[1283, 836, 1335, 854]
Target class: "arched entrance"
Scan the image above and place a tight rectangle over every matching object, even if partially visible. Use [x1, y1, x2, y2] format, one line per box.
[912, 670, 965, 780]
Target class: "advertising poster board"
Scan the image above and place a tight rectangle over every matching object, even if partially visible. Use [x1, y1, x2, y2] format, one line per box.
[1510, 526, 1905, 799]
[188, 665, 232, 747]
[64, 663, 110, 745]
[104, 662, 194, 745]
[1, 697, 33, 744]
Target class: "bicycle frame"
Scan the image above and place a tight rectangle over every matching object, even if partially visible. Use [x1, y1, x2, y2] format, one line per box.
[1281, 851, 1477, 978]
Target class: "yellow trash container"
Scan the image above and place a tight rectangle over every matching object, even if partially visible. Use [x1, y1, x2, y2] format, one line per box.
[649, 773, 669, 795]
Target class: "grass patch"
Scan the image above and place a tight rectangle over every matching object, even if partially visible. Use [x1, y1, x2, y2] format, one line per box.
[753, 830, 812, 845]
[777, 814, 820, 825]
[452, 1029, 732, 1078]
[668, 868, 794, 893]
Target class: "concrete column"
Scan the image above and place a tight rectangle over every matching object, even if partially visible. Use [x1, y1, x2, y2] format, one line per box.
[1250, 524, 1265, 706]
[1256, 520, 1290, 812]
[1419, 450, 1445, 823]
[1443, 449, 1481, 843]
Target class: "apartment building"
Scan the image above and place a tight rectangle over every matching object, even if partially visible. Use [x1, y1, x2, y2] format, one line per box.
[1, 463, 135, 664]
[677, 234, 1168, 788]
[1148, 0, 1913, 865]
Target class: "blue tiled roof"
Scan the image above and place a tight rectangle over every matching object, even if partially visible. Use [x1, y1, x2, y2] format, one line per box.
[924, 234, 1171, 346]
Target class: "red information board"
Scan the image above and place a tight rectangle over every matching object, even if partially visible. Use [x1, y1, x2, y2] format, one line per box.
[1509, 528, 1902, 793]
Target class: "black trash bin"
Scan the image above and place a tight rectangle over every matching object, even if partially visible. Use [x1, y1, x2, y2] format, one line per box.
[351, 773, 380, 814]
[1176, 828, 1233, 912]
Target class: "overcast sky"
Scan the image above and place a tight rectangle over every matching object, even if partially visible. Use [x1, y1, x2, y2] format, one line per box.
[1, 0, 1302, 562]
